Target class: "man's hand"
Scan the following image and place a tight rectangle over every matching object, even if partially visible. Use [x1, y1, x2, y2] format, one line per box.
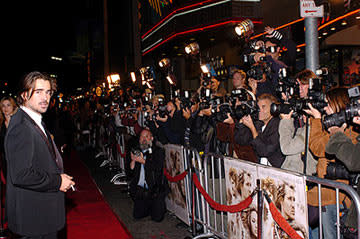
[242, 115, 254, 129]
[264, 26, 275, 37]
[254, 52, 265, 63]
[353, 116, 360, 125]
[328, 124, 347, 136]
[223, 113, 234, 124]
[280, 110, 293, 120]
[156, 114, 168, 122]
[242, 115, 258, 139]
[182, 108, 191, 120]
[199, 106, 212, 117]
[130, 152, 145, 169]
[60, 174, 75, 192]
[303, 103, 322, 119]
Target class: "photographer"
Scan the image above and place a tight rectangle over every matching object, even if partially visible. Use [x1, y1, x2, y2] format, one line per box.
[325, 106, 360, 236]
[181, 92, 205, 152]
[210, 76, 227, 97]
[278, 69, 318, 175]
[304, 87, 359, 239]
[129, 129, 168, 222]
[155, 100, 186, 145]
[216, 73, 258, 161]
[240, 93, 285, 168]
[248, 27, 296, 98]
[231, 69, 256, 99]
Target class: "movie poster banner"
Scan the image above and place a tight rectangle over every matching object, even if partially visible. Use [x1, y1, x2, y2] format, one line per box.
[258, 166, 308, 239]
[164, 144, 190, 225]
[224, 158, 258, 239]
[224, 157, 308, 239]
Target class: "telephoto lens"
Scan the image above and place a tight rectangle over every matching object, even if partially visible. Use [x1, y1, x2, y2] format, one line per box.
[270, 103, 292, 115]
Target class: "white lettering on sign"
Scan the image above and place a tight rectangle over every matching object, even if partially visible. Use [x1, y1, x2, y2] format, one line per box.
[300, 0, 324, 17]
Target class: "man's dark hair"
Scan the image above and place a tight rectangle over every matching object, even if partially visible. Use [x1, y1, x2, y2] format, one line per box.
[17, 71, 57, 105]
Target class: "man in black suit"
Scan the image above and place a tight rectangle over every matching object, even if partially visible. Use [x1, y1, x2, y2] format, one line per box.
[129, 128, 168, 222]
[5, 71, 75, 239]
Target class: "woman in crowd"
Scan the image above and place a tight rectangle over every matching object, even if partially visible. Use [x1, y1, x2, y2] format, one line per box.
[304, 87, 358, 239]
[0, 96, 18, 185]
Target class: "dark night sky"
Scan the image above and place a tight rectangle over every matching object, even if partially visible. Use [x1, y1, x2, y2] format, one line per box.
[5, 1, 79, 93]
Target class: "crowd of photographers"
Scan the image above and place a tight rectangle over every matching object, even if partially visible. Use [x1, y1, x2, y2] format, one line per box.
[89, 27, 360, 238]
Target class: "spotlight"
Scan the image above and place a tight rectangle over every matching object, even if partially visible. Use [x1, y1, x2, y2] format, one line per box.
[234, 19, 254, 37]
[166, 75, 175, 85]
[130, 72, 136, 83]
[185, 42, 200, 55]
[200, 64, 210, 74]
[159, 58, 170, 68]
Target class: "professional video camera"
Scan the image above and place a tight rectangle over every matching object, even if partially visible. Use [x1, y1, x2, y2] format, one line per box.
[322, 86, 360, 130]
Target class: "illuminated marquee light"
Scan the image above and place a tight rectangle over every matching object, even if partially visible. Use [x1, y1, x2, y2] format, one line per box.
[142, 19, 262, 56]
[142, 0, 231, 40]
[250, 8, 360, 51]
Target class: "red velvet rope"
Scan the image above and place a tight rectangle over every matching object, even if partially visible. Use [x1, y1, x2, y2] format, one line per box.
[163, 168, 188, 182]
[0, 170, 5, 184]
[267, 198, 304, 239]
[116, 144, 126, 158]
[192, 173, 253, 213]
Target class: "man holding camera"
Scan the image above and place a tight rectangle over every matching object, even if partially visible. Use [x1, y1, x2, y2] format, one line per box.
[240, 93, 285, 168]
[248, 27, 296, 98]
[278, 69, 318, 175]
[325, 111, 360, 236]
[129, 129, 168, 222]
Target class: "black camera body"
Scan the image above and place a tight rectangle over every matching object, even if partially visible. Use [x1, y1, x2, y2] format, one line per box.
[322, 102, 360, 130]
[247, 62, 272, 81]
[232, 100, 259, 121]
[230, 88, 249, 104]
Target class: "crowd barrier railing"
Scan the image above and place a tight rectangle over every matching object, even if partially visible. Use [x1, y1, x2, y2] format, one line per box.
[162, 144, 360, 239]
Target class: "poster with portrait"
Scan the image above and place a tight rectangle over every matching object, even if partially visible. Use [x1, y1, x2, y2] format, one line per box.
[258, 166, 308, 239]
[224, 158, 258, 239]
[164, 144, 190, 225]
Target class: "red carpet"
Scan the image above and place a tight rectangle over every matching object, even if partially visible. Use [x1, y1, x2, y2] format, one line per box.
[64, 151, 132, 239]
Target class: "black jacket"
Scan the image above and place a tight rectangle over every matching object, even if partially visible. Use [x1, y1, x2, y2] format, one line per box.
[129, 144, 168, 200]
[251, 117, 285, 168]
[235, 117, 285, 167]
[5, 109, 65, 236]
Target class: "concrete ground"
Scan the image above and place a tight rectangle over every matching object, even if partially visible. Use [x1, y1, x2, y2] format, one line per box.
[79, 148, 193, 239]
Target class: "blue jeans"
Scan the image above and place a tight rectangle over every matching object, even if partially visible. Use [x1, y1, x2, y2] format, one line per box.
[323, 204, 343, 239]
[312, 204, 343, 239]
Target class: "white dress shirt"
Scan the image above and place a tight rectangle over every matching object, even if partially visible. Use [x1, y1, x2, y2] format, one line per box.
[20, 106, 47, 137]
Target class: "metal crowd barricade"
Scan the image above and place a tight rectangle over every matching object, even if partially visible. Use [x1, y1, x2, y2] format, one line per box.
[179, 147, 360, 239]
[306, 175, 360, 239]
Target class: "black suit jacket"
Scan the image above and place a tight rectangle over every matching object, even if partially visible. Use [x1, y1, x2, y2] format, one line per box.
[5, 108, 65, 236]
[251, 117, 285, 168]
[129, 144, 168, 200]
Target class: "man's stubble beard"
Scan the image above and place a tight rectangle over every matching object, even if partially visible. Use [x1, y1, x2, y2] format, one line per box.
[140, 140, 152, 151]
